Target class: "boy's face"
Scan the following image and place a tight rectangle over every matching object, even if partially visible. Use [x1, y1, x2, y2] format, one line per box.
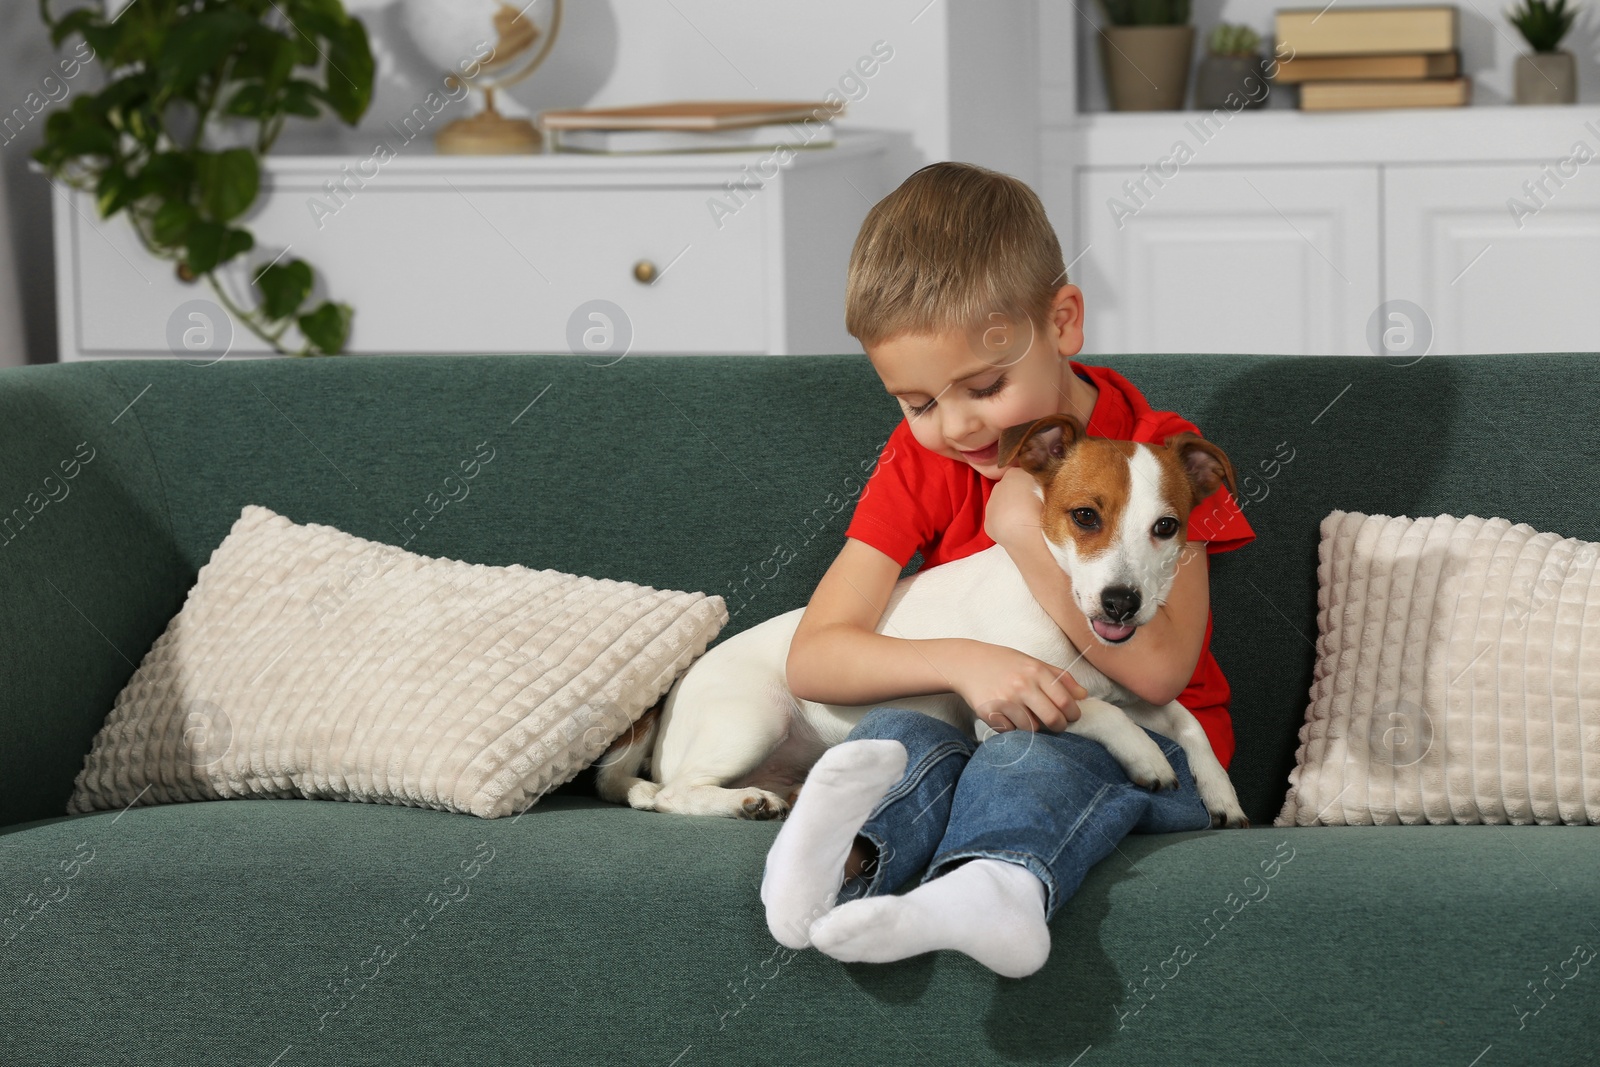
[868, 286, 1086, 478]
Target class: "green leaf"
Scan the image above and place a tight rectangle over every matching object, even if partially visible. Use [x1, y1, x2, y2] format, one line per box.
[158, 10, 256, 94]
[220, 227, 254, 262]
[184, 220, 253, 275]
[138, 152, 196, 202]
[196, 148, 259, 222]
[281, 80, 324, 118]
[298, 300, 353, 355]
[255, 259, 314, 321]
[234, 26, 298, 95]
[48, 7, 100, 49]
[288, 32, 320, 67]
[185, 219, 226, 274]
[323, 18, 375, 124]
[95, 165, 137, 217]
[79, 24, 123, 62]
[152, 200, 197, 246]
[126, 105, 162, 148]
[290, 0, 351, 22]
[56, 121, 119, 159]
[224, 82, 269, 118]
[67, 94, 103, 125]
[98, 72, 154, 110]
[289, 4, 343, 41]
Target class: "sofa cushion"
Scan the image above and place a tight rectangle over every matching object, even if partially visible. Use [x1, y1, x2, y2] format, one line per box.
[65, 504, 726, 820]
[1280, 509, 1600, 827]
[2, 799, 1596, 1064]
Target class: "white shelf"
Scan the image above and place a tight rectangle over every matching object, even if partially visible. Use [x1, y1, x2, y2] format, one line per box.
[262, 127, 888, 180]
[1047, 105, 1600, 167]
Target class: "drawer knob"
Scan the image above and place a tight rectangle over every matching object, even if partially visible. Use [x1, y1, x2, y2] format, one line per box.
[633, 259, 658, 285]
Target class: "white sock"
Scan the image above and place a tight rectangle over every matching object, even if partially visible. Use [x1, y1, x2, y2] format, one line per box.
[807, 857, 1051, 978]
[760, 739, 908, 949]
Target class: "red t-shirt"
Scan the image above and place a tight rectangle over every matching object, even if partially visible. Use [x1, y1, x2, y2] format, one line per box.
[844, 360, 1255, 769]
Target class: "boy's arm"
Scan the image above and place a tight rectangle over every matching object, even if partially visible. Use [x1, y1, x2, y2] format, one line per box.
[986, 468, 1209, 706]
[786, 538, 975, 707]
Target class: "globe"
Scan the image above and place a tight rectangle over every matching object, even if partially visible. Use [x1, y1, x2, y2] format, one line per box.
[397, 0, 563, 154]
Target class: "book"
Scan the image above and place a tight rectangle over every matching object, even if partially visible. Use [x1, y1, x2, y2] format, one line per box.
[1272, 50, 1458, 83]
[1275, 6, 1457, 57]
[551, 122, 836, 155]
[1298, 76, 1471, 109]
[539, 100, 840, 132]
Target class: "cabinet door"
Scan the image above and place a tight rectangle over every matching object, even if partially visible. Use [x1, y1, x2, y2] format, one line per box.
[1076, 166, 1381, 355]
[1385, 164, 1600, 355]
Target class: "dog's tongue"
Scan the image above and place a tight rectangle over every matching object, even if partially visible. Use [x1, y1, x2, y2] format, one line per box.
[1093, 618, 1136, 642]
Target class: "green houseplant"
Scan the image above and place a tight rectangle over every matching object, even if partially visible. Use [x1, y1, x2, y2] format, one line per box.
[1195, 23, 1270, 110]
[1507, 0, 1580, 103]
[32, 0, 375, 356]
[1095, 0, 1194, 110]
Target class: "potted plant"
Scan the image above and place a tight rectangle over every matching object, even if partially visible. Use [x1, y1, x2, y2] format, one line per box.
[1507, 0, 1579, 104]
[31, 0, 375, 356]
[1095, 0, 1194, 111]
[1195, 23, 1271, 110]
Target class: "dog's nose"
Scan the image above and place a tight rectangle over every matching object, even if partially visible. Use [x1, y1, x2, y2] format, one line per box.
[1101, 586, 1141, 622]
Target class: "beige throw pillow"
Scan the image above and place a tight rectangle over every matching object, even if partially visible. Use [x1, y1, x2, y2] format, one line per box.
[1278, 509, 1600, 827]
[68, 505, 727, 819]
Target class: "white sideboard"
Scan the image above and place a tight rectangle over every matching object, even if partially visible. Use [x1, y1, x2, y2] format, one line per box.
[1046, 107, 1600, 356]
[49, 131, 888, 360]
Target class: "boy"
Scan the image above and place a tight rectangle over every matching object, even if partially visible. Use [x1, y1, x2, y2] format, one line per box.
[760, 161, 1255, 978]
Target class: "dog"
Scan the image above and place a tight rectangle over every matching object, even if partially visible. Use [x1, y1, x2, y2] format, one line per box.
[596, 413, 1250, 830]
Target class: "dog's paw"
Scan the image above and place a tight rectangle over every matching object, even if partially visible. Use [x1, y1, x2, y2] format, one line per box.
[1132, 763, 1181, 792]
[736, 789, 789, 820]
[1209, 807, 1250, 829]
[625, 780, 662, 810]
[1101, 728, 1178, 792]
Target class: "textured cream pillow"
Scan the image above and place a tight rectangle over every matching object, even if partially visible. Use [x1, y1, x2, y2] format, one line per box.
[1278, 509, 1600, 827]
[68, 505, 727, 819]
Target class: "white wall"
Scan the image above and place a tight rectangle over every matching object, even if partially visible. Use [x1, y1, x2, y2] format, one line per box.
[317, 0, 1039, 187]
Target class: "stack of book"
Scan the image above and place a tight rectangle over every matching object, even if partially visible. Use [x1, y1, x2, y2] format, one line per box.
[1273, 5, 1470, 110]
[538, 100, 840, 155]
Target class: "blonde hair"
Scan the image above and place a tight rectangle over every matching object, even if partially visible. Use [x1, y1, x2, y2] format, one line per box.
[844, 162, 1066, 351]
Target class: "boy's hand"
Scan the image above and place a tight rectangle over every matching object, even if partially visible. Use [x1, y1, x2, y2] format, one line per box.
[984, 466, 1044, 548]
[950, 639, 1089, 733]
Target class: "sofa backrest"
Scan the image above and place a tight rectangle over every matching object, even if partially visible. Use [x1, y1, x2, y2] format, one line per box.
[1, 352, 1594, 830]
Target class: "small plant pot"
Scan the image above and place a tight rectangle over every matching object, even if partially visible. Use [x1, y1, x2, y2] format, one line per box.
[1515, 50, 1577, 104]
[1195, 53, 1272, 110]
[1100, 25, 1195, 110]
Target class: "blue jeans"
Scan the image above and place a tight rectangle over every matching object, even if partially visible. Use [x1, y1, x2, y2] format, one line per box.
[835, 706, 1213, 920]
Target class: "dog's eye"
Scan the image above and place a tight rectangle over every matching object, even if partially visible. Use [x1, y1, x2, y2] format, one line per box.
[1071, 508, 1099, 529]
[1153, 517, 1179, 538]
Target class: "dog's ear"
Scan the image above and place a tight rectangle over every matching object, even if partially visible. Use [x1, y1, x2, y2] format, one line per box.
[1162, 432, 1239, 507]
[997, 414, 1086, 475]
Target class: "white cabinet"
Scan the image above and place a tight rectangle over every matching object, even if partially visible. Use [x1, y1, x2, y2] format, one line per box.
[52, 132, 887, 360]
[1076, 166, 1380, 355]
[1051, 107, 1600, 356]
[1385, 163, 1600, 355]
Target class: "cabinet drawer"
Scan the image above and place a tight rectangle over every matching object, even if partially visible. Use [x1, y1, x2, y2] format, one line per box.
[74, 183, 769, 356]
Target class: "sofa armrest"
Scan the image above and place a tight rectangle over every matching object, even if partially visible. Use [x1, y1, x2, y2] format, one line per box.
[0, 364, 190, 831]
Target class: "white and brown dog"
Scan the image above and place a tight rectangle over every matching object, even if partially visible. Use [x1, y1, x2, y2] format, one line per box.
[596, 413, 1249, 829]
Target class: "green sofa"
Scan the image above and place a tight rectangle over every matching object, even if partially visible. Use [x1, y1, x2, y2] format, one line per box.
[2, 352, 1596, 1066]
